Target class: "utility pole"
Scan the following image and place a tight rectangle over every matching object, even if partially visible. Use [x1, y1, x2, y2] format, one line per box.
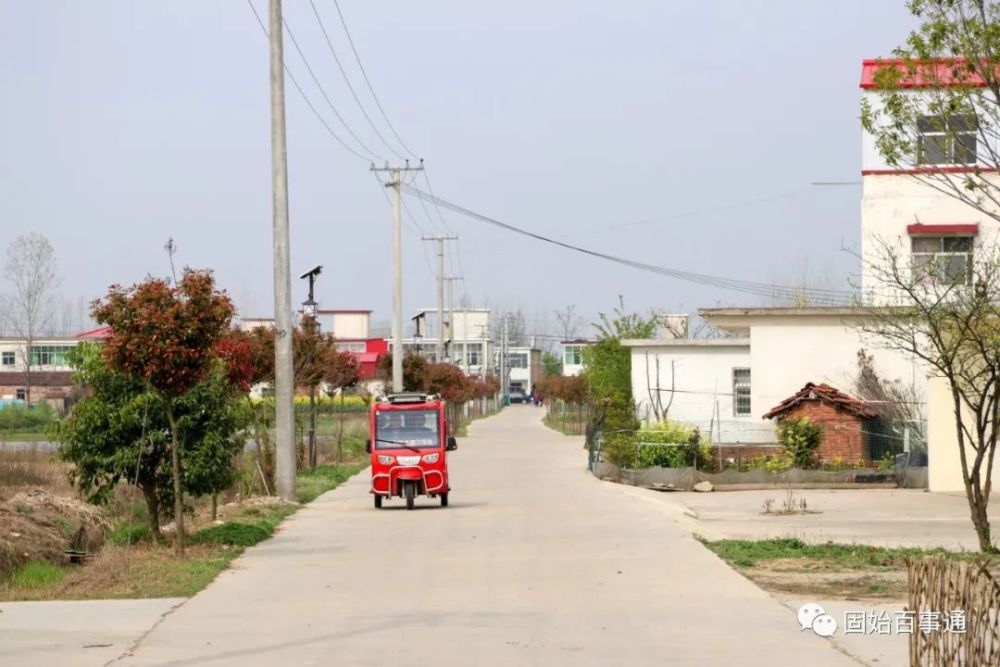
[422, 235, 456, 364]
[268, 0, 295, 501]
[372, 161, 423, 392]
[501, 314, 510, 402]
[444, 276, 462, 368]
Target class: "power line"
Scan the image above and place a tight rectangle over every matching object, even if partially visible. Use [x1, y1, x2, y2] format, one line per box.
[306, 0, 407, 160]
[245, 0, 371, 161]
[400, 184, 856, 305]
[280, 12, 383, 160]
[612, 190, 802, 229]
[329, 0, 419, 157]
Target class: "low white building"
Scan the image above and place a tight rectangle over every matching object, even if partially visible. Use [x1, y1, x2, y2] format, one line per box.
[407, 308, 493, 376]
[700, 308, 925, 422]
[622, 337, 764, 444]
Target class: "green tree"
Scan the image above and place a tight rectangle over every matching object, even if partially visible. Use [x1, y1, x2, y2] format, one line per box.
[92, 270, 234, 555]
[593, 296, 657, 340]
[57, 343, 248, 538]
[541, 351, 562, 377]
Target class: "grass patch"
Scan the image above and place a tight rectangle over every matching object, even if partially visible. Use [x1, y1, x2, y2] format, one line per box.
[9, 559, 69, 590]
[108, 520, 153, 546]
[0, 432, 49, 442]
[296, 462, 366, 503]
[701, 537, 985, 570]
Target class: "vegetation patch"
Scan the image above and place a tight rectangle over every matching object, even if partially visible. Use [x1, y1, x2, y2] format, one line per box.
[701, 537, 996, 601]
[296, 462, 366, 504]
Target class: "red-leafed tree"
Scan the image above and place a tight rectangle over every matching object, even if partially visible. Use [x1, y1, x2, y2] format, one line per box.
[216, 326, 277, 494]
[294, 318, 338, 468]
[92, 269, 234, 556]
[425, 363, 475, 403]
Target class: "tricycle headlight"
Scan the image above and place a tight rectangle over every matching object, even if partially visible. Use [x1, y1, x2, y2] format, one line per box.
[421, 453, 440, 464]
[377, 455, 394, 465]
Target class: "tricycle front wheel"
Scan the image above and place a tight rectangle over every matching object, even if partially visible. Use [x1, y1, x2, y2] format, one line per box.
[404, 481, 415, 510]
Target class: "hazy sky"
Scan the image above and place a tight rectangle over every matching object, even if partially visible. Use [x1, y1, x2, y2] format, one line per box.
[0, 1, 916, 336]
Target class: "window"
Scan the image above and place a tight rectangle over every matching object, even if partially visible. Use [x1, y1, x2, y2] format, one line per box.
[733, 368, 751, 416]
[29, 345, 75, 367]
[1, 351, 14, 366]
[917, 114, 978, 165]
[15, 388, 26, 401]
[912, 236, 973, 285]
[509, 352, 528, 369]
[564, 346, 582, 365]
[466, 343, 481, 367]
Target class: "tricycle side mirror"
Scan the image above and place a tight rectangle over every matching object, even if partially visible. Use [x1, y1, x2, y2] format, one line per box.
[446, 436, 458, 451]
[365, 438, 372, 453]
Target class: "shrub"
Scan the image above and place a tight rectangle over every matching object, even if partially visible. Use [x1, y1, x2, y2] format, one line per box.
[603, 433, 639, 468]
[633, 420, 715, 471]
[778, 417, 823, 469]
[0, 403, 57, 434]
[108, 520, 153, 546]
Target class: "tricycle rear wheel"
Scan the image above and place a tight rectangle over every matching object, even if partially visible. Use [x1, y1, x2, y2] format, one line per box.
[440, 492, 449, 507]
[404, 481, 415, 510]
[374, 494, 382, 509]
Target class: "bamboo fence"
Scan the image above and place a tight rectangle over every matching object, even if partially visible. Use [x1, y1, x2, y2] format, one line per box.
[909, 556, 1000, 666]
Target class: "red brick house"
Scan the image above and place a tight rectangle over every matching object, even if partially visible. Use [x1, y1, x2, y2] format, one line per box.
[763, 383, 877, 462]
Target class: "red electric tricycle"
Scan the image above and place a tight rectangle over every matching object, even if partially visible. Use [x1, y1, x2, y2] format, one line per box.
[366, 393, 457, 510]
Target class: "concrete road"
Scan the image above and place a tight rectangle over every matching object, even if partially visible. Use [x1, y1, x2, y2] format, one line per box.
[117, 407, 859, 666]
[0, 598, 184, 667]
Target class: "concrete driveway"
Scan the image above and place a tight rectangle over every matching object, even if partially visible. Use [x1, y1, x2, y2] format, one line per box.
[638, 486, 984, 549]
[106, 406, 857, 666]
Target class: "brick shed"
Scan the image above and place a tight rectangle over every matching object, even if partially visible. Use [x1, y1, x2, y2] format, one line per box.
[762, 383, 877, 462]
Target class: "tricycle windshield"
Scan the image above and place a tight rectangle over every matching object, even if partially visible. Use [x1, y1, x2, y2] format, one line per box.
[374, 409, 441, 449]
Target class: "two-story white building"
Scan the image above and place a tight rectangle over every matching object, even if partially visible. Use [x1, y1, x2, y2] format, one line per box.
[406, 308, 493, 376]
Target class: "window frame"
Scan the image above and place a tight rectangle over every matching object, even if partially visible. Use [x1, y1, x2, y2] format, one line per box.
[732, 367, 751, 417]
[564, 346, 582, 366]
[911, 235, 974, 286]
[0, 351, 14, 366]
[916, 114, 978, 166]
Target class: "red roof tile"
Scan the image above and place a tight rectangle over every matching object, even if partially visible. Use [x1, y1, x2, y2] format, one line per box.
[763, 382, 876, 420]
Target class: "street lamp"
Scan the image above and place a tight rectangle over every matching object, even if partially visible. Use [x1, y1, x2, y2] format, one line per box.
[299, 265, 322, 322]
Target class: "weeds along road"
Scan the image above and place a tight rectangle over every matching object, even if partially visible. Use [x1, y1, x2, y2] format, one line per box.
[117, 406, 858, 666]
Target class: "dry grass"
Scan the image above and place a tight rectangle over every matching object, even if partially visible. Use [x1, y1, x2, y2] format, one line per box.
[0, 447, 74, 501]
[0, 491, 110, 580]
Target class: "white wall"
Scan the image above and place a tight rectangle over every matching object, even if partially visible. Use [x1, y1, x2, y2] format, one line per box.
[747, 315, 924, 419]
[861, 174, 1000, 303]
[329, 312, 370, 340]
[926, 375, 1000, 493]
[628, 342, 750, 425]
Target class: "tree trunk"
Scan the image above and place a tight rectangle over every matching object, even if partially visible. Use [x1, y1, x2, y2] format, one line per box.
[336, 392, 345, 464]
[308, 387, 317, 469]
[165, 404, 185, 557]
[211, 492, 218, 521]
[140, 483, 161, 539]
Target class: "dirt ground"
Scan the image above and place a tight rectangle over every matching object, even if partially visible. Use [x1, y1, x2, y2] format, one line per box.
[741, 558, 909, 603]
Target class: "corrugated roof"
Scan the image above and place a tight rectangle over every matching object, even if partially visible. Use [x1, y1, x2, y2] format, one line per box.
[763, 382, 876, 420]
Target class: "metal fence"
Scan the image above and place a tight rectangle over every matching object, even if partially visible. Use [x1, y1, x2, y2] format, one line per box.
[864, 419, 928, 464]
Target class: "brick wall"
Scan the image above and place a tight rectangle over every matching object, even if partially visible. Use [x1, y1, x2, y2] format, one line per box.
[778, 400, 869, 462]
